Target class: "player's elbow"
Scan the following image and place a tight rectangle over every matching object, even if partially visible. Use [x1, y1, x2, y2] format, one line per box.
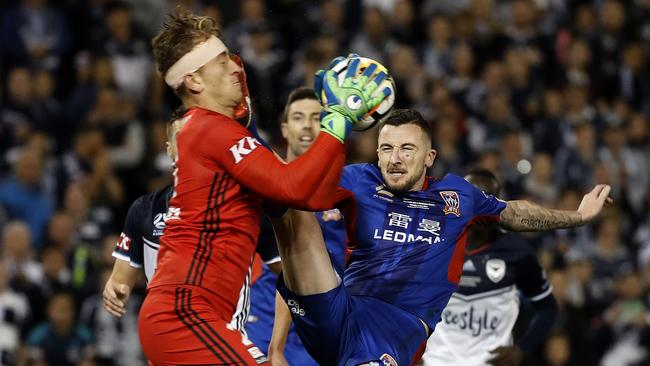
[302, 194, 336, 211]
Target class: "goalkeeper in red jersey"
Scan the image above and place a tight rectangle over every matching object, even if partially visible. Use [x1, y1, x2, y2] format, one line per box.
[138, 10, 391, 366]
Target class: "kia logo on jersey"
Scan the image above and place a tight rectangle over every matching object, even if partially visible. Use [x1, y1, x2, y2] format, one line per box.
[486, 259, 506, 283]
[117, 233, 131, 251]
[230, 136, 261, 164]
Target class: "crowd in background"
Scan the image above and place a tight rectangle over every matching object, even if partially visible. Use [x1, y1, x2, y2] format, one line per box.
[0, 0, 649, 365]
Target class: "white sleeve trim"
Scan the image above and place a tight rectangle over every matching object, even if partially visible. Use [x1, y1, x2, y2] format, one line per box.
[264, 256, 281, 265]
[112, 252, 143, 268]
[528, 285, 553, 302]
[112, 252, 131, 262]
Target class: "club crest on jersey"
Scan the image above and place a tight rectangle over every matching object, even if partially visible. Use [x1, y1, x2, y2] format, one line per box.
[486, 258, 506, 283]
[440, 191, 461, 216]
[379, 353, 398, 366]
[152, 213, 166, 236]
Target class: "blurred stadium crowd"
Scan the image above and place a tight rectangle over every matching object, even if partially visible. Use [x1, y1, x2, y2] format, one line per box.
[0, 0, 649, 365]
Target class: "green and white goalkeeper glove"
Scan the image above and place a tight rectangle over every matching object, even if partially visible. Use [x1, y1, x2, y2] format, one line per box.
[316, 57, 392, 142]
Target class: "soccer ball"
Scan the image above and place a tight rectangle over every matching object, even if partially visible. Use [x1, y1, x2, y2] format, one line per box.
[325, 56, 396, 131]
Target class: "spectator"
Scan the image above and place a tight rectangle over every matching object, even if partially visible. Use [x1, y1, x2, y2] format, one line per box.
[595, 269, 649, 366]
[61, 183, 114, 248]
[422, 16, 454, 79]
[447, 43, 476, 107]
[26, 291, 93, 366]
[468, 90, 521, 154]
[532, 90, 570, 155]
[97, 1, 153, 104]
[240, 22, 286, 127]
[0, 148, 54, 247]
[223, 0, 267, 53]
[524, 153, 559, 204]
[543, 331, 572, 366]
[1, 67, 35, 162]
[504, 47, 542, 126]
[429, 116, 467, 179]
[389, 0, 418, 45]
[555, 122, 597, 190]
[80, 268, 144, 366]
[59, 127, 124, 208]
[0, 0, 71, 71]
[0, 261, 30, 366]
[588, 213, 633, 307]
[598, 122, 649, 216]
[349, 7, 394, 64]
[86, 88, 145, 172]
[387, 44, 425, 108]
[617, 42, 649, 111]
[562, 38, 593, 88]
[593, 0, 628, 100]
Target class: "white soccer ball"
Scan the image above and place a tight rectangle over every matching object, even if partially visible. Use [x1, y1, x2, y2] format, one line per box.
[325, 56, 396, 131]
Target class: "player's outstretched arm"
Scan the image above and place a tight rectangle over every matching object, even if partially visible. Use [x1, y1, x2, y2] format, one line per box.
[500, 184, 612, 232]
[268, 291, 291, 366]
[102, 259, 138, 317]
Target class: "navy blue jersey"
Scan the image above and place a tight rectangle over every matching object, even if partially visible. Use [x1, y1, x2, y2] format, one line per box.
[423, 233, 552, 365]
[112, 185, 278, 281]
[112, 186, 173, 281]
[455, 233, 550, 299]
[336, 164, 507, 328]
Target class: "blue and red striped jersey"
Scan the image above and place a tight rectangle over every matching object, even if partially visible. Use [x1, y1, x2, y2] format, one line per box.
[335, 164, 507, 329]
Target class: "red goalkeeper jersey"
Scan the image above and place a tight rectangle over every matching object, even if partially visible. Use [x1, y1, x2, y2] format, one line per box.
[148, 106, 343, 319]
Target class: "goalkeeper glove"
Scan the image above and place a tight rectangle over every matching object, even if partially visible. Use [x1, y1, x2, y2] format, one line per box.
[318, 58, 391, 142]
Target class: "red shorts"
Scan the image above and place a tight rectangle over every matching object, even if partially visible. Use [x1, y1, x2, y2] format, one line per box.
[139, 285, 268, 365]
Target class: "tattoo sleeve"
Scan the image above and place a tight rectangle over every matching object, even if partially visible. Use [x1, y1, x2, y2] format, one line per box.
[499, 200, 584, 232]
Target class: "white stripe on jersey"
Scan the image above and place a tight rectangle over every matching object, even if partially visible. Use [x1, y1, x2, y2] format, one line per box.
[265, 256, 281, 265]
[142, 237, 159, 282]
[229, 256, 254, 336]
[528, 285, 553, 302]
[450, 285, 515, 302]
[142, 237, 160, 249]
[112, 251, 133, 264]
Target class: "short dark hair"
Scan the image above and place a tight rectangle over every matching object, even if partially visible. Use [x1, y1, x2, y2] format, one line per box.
[465, 167, 501, 196]
[380, 109, 433, 143]
[280, 87, 318, 123]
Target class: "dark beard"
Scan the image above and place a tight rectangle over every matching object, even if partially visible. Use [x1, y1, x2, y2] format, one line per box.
[382, 172, 421, 193]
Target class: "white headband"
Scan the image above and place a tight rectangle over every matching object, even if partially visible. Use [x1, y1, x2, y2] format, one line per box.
[164, 36, 227, 88]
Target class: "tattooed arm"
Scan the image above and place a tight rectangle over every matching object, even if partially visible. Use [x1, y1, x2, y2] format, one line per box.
[499, 184, 612, 232]
[500, 201, 583, 231]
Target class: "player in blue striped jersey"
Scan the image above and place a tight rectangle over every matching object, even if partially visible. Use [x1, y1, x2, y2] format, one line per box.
[271, 109, 612, 365]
